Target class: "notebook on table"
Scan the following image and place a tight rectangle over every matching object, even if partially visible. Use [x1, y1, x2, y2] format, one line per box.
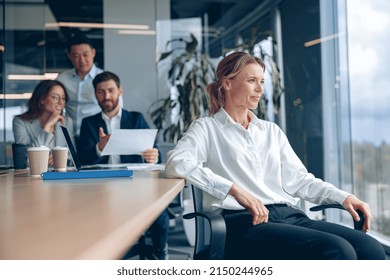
[41, 125, 133, 180]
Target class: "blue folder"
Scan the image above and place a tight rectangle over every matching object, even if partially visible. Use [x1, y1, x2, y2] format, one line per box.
[41, 126, 134, 180]
[41, 169, 133, 180]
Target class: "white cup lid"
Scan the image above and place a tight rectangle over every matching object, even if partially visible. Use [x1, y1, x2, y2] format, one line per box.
[51, 146, 68, 151]
[27, 146, 50, 151]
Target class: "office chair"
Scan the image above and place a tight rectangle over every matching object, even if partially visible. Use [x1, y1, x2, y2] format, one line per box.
[183, 185, 366, 260]
[182, 185, 226, 260]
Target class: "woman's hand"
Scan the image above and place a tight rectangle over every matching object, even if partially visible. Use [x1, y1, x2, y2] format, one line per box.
[42, 113, 64, 133]
[142, 148, 159, 163]
[342, 195, 372, 232]
[228, 183, 269, 225]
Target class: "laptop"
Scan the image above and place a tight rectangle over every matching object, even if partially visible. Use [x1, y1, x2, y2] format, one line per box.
[40, 125, 133, 180]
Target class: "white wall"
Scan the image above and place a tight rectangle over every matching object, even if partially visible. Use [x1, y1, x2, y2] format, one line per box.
[103, 0, 170, 126]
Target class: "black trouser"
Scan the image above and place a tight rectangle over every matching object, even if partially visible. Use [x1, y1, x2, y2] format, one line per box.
[149, 208, 169, 252]
[222, 204, 386, 260]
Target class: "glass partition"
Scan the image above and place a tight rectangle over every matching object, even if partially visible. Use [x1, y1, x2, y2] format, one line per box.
[0, 0, 105, 148]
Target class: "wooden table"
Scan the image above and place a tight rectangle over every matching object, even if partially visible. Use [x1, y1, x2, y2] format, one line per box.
[0, 170, 185, 260]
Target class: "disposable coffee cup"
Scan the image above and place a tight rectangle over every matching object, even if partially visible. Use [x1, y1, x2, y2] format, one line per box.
[27, 146, 50, 177]
[51, 146, 68, 172]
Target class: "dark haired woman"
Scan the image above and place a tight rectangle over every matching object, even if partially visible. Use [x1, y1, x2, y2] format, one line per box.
[13, 80, 74, 149]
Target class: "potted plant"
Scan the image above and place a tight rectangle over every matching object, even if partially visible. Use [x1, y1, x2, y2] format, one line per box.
[150, 29, 283, 144]
[149, 33, 216, 143]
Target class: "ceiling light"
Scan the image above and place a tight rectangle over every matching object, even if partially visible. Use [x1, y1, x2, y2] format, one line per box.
[0, 93, 32, 100]
[45, 22, 149, 30]
[118, 30, 156, 35]
[304, 33, 342, 47]
[7, 73, 59, 80]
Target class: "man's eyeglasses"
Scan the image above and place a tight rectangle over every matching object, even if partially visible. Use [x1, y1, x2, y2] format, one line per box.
[50, 95, 66, 104]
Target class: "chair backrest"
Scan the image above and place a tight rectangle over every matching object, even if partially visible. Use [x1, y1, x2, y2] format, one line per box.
[12, 143, 29, 169]
[191, 185, 209, 258]
[187, 185, 226, 260]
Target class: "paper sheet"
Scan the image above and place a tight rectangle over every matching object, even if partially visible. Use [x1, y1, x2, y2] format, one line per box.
[101, 129, 158, 155]
[96, 163, 165, 171]
[126, 163, 165, 171]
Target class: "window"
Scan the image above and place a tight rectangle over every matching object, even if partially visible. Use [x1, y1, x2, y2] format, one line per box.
[347, 0, 390, 240]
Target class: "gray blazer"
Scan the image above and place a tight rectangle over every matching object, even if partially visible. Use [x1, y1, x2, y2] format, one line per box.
[12, 115, 74, 149]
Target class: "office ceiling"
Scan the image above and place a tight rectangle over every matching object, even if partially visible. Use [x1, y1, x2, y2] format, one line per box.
[8, 0, 267, 71]
[45, 0, 264, 39]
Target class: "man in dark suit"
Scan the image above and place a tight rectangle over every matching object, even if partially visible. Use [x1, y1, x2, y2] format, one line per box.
[79, 103, 158, 165]
[79, 71, 168, 259]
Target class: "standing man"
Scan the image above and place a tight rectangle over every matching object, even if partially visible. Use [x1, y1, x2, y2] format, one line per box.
[57, 33, 103, 137]
[79, 71, 168, 259]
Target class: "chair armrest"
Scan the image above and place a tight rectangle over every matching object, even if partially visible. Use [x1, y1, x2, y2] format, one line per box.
[309, 204, 365, 231]
[183, 210, 226, 259]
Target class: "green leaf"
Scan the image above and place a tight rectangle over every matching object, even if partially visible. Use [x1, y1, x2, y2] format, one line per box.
[159, 50, 174, 61]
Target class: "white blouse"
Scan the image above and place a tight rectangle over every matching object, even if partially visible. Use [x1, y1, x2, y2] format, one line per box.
[165, 108, 350, 211]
